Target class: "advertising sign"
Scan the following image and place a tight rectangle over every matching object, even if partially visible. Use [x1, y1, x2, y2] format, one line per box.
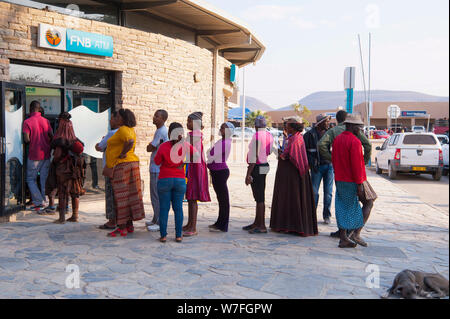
[38, 23, 66, 51]
[38, 24, 113, 57]
[401, 111, 427, 117]
[66, 29, 113, 57]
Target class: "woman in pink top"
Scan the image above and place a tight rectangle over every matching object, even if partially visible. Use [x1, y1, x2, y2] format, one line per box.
[183, 112, 211, 237]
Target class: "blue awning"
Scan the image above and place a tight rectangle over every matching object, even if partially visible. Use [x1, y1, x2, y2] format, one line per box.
[228, 107, 251, 120]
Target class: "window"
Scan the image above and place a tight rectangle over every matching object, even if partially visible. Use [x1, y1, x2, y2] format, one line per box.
[3, 1, 119, 25]
[66, 67, 111, 88]
[381, 139, 389, 150]
[389, 135, 400, 146]
[10, 63, 62, 85]
[403, 135, 437, 145]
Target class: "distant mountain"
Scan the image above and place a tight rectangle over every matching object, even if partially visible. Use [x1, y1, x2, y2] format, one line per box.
[277, 90, 449, 110]
[239, 96, 273, 112]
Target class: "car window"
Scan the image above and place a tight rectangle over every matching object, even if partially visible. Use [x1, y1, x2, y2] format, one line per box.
[389, 135, 399, 146]
[403, 135, 437, 145]
[381, 139, 389, 150]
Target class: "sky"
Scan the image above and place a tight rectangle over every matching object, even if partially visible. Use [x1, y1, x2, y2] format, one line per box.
[204, 0, 450, 108]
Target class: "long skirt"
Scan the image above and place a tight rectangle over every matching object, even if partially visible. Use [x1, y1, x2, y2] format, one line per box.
[270, 159, 318, 237]
[186, 162, 211, 202]
[111, 162, 145, 225]
[335, 181, 364, 230]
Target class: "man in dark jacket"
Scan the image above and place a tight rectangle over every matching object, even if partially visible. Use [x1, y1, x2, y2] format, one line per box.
[304, 114, 333, 224]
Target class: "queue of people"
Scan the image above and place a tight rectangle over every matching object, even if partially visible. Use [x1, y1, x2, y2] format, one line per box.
[23, 101, 376, 248]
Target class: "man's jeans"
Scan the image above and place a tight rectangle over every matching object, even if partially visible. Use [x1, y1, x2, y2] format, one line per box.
[157, 178, 186, 238]
[150, 172, 160, 224]
[26, 159, 50, 206]
[311, 163, 334, 220]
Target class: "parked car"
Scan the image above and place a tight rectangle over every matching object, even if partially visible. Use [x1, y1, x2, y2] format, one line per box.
[375, 133, 444, 180]
[371, 130, 389, 139]
[266, 127, 283, 138]
[437, 135, 449, 176]
[232, 127, 255, 139]
[436, 134, 449, 145]
[412, 125, 426, 133]
[389, 124, 404, 133]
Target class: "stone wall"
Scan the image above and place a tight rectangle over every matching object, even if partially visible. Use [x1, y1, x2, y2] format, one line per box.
[0, 2, 233, 198]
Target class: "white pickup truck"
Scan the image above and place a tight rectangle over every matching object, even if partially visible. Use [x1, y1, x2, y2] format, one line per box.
[375, 133, 444, 181]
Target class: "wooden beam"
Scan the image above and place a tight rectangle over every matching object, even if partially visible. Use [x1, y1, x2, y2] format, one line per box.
[197, 30, 241, 36]
[221, 48, 260, 53]
[120, 0, 178, 11]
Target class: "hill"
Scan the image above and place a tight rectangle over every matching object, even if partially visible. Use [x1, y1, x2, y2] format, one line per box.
[277, 90, 449, 110]
[239, 96, 273, 111]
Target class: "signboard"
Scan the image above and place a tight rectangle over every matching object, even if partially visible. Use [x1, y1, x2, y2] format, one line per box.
[38, 24, 66, 51]
[401, 111, 427, 117]
[230, 64, 237, 83]
[67, 29, 113, 57]
[344, 67, 356, 89]
[38, 23, 113, 57]
[325, 112, 336, 119]
[387, 105, 401, 119]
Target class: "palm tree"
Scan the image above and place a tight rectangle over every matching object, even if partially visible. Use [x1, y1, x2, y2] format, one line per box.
[245, 110, 272, 128]
[291, 102, 311, 127]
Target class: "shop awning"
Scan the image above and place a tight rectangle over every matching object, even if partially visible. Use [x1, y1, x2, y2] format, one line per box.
[116, 0, 266, 67]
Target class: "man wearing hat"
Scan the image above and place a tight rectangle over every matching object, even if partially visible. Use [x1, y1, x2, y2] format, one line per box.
[331, 114, 376, 248]
[304, 113, 333, 224]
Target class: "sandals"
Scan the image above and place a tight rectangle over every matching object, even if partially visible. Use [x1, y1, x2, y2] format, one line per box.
[107, 228, 128, 237]
[350, 234, 368, 247]
[338, 240, 357, 248]
[183, 231, 198, 237]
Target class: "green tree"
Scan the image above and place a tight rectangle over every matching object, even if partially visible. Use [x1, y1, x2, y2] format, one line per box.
[245, 110, 272, 128]
[291, 103, 311, 127]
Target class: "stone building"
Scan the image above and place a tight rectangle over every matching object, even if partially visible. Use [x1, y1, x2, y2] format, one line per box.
[0, 0, 265, 220]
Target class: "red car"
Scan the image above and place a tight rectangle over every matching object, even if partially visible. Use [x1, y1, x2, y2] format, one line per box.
[372, 130, 389, 139]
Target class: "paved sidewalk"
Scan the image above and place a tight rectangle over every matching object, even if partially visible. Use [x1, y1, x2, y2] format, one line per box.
[0, 160, 448, 299]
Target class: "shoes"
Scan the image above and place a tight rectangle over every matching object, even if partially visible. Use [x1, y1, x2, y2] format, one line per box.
[183, 231, 198, 237]
[175, 237, 183, 243]
[209, 226, 224, 232]
[145, 220, 154, 227]
[350, 233, 368, 247]
[147, 224, 160, 232]
[248, 228, 268, 234]
[242, 224, 255, 231]
[159, 237, 167, 243]
[338, 240, 357, 248]
[323, 218, 331, 224]
[29, 205, 44, 212]
[330, 230, 340, 238]
[107, 228, 127, 237]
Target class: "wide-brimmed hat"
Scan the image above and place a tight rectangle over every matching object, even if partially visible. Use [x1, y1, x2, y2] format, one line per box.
[343, 113, 364, 125]
[282, 115, 303, 123]
[316, 113, 331, 125]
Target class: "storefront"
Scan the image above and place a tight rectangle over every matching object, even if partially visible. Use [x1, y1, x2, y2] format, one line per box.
[0, 0, 265, 220]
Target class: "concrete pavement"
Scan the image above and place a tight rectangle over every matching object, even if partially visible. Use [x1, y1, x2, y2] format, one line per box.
[0, 160, 448, 299]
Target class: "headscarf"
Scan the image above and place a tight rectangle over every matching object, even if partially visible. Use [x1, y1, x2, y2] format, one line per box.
[255, 115, 267, 128]
[282, 131, 309, 177]
[224, 122, 235, 137]
[188, 112, 203, 121]
[53, 112, 77, 142]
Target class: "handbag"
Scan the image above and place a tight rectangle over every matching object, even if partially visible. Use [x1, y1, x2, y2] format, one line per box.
[102, 166, 114, 179]
[361, 180, 378, 201]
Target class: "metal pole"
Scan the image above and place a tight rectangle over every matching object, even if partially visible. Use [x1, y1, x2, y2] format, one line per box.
[368, 33, 372, 131]
[241, 67, 246, 162]
[358, 34, 368, 122]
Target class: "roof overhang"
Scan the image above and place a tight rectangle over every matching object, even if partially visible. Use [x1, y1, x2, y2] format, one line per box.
[116, 0, 266, 67]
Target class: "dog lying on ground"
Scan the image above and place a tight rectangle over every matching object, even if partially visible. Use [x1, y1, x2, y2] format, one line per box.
[386, 270, 449, 299]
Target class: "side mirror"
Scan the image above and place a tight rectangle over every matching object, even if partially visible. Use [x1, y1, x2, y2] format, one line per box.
[376, 146, 381, 150]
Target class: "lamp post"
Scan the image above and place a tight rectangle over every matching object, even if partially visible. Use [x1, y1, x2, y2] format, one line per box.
[344, 67, 356, 113]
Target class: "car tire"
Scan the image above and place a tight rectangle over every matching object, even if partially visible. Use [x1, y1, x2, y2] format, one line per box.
[388, 162, 397, 179]
[375, 160, 382, 175]
[433, 169, 442, 181]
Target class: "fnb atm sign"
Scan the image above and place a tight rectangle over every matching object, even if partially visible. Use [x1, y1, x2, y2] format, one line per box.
[401, 111, 427, 117]
[38, 24, 113, 57]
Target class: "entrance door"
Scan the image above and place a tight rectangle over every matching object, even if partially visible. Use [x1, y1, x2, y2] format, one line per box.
[0, 82, 26, 217]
